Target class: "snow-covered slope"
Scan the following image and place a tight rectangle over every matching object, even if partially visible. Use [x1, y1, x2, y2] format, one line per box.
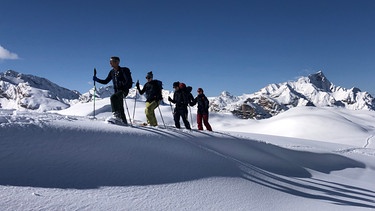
[1, 106, 375, 210]
[211, 71, 375, 119]
[0, 70, 80, 111]
[1, 69, 375, 210]
[221, 106, 375, 147]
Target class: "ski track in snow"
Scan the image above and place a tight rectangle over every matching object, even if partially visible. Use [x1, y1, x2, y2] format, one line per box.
[173, 130, 375, 209]
[334, 135, 375, 156]
[364, 135, 374, 148]
[80, 122, 375, 209]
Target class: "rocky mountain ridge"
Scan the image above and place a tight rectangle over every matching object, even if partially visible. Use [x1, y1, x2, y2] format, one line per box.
[210, 71, 375, 119]
[0, 70, 80, 111]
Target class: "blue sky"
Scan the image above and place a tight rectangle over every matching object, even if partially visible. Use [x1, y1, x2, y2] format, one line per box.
[1, 0, 374, 97]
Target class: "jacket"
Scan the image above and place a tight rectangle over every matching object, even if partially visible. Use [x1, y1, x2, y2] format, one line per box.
[192, 93, 210, 114]
[96, 67, 132, 93]
[137, 80, 162, 103]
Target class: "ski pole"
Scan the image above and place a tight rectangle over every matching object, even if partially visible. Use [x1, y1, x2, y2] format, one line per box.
[169, 102, 174, 114]
[132, 81, 138, 123]
[124, 97, 132, 126]
[93, 68, 97, 119]
[189, 106, 194, 128]
[158, 103, 166, 128]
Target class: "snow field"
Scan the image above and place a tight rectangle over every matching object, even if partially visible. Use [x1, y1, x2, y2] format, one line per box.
[1, 97, 375, 210]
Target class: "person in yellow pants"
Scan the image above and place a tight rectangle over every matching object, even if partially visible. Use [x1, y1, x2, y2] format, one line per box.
[136, 71, 163, 126]
[145, 100, 159, 126]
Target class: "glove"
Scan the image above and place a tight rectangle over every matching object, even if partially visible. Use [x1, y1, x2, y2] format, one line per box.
[168, 96, 173, 102]
[93, 76, 99, 82]
[136, 80, 140, 88]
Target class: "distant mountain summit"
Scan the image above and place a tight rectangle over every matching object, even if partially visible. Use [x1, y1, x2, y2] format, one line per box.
[210, 71, 375, 119]
[0, 70, 80, 111]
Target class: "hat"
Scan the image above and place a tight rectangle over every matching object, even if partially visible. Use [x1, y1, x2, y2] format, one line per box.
[146, 71, 153, 79]
[197, 88, 204, 93]
[173, 81, 180, 88]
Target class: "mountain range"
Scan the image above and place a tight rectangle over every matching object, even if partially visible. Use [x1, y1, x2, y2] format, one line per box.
[1, 70, 374, 119]
[0, 70, 80, 111]
[210, 71, 375, 119]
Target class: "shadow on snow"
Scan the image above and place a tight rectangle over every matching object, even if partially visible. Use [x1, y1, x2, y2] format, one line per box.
[0, 124, 374, 208]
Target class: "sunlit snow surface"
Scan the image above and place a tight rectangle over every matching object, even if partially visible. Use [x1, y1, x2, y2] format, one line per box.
[1, 98, 375, 210]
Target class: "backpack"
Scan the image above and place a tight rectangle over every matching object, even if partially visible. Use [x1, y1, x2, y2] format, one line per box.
[179, 82, 186, 90]
[149, 79, 163, 101]
[179, 82, 193, 106]
[121, 67, 133, 89]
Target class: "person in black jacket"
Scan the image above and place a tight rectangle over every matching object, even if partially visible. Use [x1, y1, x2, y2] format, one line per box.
[136, 71, 163, 126]
[168, 81, 191, 130]
[191, 88, 212, 131]
[93, 56, 133, 124]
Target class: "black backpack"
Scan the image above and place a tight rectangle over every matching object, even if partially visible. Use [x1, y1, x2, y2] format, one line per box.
[121, 67, 133, 89]
[149, 79, 163, 101]
[179, 83, 193, 106]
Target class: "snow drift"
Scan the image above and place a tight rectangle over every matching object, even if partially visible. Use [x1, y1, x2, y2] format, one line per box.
[1, 110, 375, 210]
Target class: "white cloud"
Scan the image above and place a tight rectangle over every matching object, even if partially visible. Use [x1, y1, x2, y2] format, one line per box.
[0, 45, 19, 60]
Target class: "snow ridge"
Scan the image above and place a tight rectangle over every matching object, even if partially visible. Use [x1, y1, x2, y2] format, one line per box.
[1, 110, 375, 210]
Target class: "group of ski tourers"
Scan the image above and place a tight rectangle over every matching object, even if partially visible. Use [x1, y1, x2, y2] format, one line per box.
[93, 56, 212, 131]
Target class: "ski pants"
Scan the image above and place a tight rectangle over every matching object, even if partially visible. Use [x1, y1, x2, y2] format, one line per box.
[145, 100, 159, 126]
[110, 90, 128, 123]
[174, 107, 191, 129]
[197, 113, 212, 131]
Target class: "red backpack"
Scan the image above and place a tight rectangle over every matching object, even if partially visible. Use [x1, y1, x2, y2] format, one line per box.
[179, 82, 186, 90]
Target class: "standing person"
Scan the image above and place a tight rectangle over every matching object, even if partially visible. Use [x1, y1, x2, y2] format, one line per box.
[168, 81, 191, 130]
[93, 56, 133, 124]
[136, 71, 163, 126]
[191, 88, 212, 131]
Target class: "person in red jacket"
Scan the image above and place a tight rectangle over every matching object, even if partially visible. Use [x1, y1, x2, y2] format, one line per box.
[191, 88, 212, 131]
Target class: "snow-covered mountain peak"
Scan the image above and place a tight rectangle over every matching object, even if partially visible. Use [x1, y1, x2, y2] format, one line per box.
[220, 91, 233, 97]
[209, 91, 239, 112]
[4, 70, 20, 77]
[0, 70, 80, 111]
[306, 71, 333, 92]
[210, 71, 375, 119]
[2, 70, 24, 85]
